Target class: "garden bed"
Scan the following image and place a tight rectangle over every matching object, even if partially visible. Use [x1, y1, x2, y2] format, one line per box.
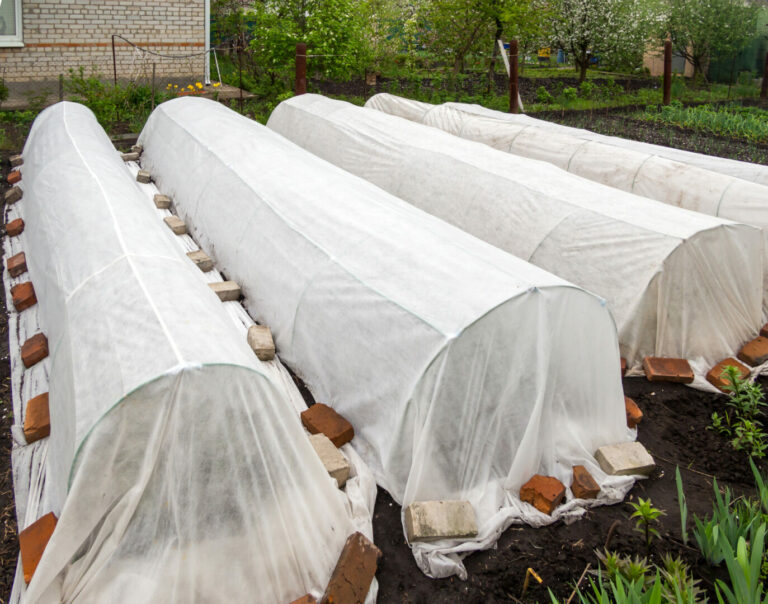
[0, 136, 765, 603]
[546, 110, 768, 166]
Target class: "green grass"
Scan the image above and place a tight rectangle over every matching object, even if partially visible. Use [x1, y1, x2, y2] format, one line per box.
[637, 102, 768, 144]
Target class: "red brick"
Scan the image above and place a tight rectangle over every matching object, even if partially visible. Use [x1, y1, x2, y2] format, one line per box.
[7, 251, 27, 278]
[760, 323, 768, 339]
[7, 169, 21, 185]
[22, 333, 49, 368]
[571, 465, 600, 499]
[738, 337, 768, 367]
[321, 532, 381, 604]
[11, 282, 37, 312]
[642, 357, 694, 384]
[290, 596, 317, 604]
[24, 393, 50, 444]
[706, 357, 750, 392]
[19, 512, 57, 584]
[620, 357, 627, 377]
[520, 474, 566, 515]
[301, 403, 354, 448]
[625, 396, 643, 429]
[6, 218, 25, 237]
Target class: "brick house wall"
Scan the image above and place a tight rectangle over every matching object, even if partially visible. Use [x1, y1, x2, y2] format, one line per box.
[1, 1, 205, 82]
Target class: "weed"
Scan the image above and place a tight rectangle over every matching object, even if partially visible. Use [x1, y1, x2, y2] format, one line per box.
[710, 366, 767, 458]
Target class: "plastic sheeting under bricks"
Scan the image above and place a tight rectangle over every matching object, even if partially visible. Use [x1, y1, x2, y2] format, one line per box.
[267, 94, 764, 384]
[10, 102, 372, 604]
[139, 97, 636, 579]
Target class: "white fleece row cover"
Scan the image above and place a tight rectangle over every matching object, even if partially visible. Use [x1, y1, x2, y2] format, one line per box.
[139, 97, 634, 579]
[268, 94, 764, 380]
[366, 92, 768, 191]
[19, 102, 360, 604]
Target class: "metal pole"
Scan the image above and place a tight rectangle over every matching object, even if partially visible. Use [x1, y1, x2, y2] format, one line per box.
[112, 35, 118, 87]
[58, 74, 64, 102]
[204, 0, 211, 85]
[509, 39, 519, 114]
[151, 63, 156, 111]
[761, 51, 768, 100]
[295, 42, 307, 95]
[663, 40, 672, 105]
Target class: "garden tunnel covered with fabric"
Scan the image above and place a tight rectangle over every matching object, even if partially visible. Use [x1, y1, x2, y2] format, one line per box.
[139, 97, 635, 579]
[268, 94, 765, 382]
[14, 102, 360, 604]
[365, 94, 768, 243]
[366, 93, 768, 186]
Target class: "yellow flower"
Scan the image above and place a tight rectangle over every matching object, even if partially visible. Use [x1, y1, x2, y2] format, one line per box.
[195, 82, 203, 89]
[187, 85, 194, 90]
[213, 82, 221, 88]
[173, 84, 178, 89]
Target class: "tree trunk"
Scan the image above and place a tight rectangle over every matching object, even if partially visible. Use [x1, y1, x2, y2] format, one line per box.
[577, 57, 588, 83]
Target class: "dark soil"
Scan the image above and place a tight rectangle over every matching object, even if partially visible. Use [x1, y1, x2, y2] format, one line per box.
[0, 151, 18, 604]
[310, 73, 655, 106]
[372, 377, 765, 603]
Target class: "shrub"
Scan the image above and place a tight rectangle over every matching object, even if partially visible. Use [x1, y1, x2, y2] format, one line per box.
[536, 85, 555, 104]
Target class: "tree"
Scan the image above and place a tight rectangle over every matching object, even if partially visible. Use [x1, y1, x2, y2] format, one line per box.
[664, 0, 759, 82]
[549, 0, 660, 82]
[418, 0, 499, 73]
[500, 0, 552, 77]
[417, 0, 549, 86]
[247, 0, 373, 81]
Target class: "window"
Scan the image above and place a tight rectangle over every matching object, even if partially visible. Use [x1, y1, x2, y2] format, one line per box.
[0, 0, 23, 47]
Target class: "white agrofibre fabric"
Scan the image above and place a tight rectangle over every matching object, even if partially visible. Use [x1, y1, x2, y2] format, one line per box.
[366, 94, 768, 251]
[139, 97, 635, 579]
[18, 102, 360, 604]
[268, 94, 764, 383]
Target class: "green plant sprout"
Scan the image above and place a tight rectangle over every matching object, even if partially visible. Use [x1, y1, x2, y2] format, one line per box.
[675, 467, 689, 545]
[629, 498, 665, 550]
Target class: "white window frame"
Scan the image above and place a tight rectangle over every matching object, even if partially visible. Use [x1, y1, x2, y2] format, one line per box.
[0, 0, 24, 48]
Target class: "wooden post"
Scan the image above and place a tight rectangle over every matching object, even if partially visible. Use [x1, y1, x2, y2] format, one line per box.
[663, 40, 672, 105]
[761, 51, 768, 100]
[295, 43, 307, 96]
[509, 39, 519, 114]
[112, 35, 118, 87]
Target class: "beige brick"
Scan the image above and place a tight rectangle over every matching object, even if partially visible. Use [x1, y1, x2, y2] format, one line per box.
[247, 324, 275, 361]
[208, 281, 240, 302]
[404, 500, 478, 542]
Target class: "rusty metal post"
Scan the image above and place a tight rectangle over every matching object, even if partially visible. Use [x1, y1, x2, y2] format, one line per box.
[295, 43, 307, 96]
[112, 35, 118, 87]
[663, 40, 672, 105]
[761, 51, 768, 100]
[509, 39, 519, 114]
